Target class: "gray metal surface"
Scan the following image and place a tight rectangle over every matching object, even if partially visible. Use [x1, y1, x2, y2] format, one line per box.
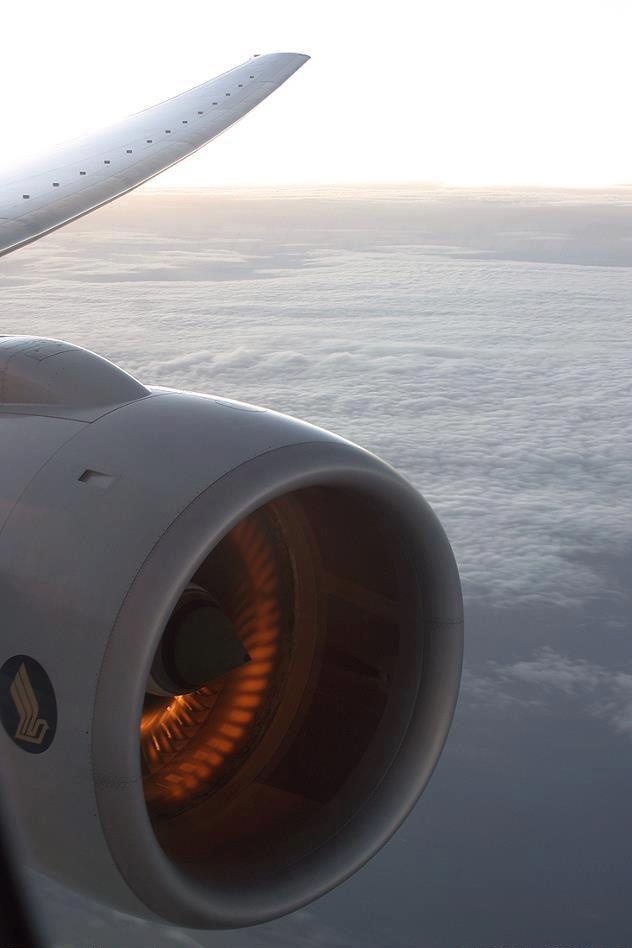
[0, 336, 149, 408]
[0, 57, 465, 933]
[0, 338, 463, 929]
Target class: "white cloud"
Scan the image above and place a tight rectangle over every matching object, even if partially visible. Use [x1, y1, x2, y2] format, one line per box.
[3, 188, 629, 609]
[464, 647, 632, 741]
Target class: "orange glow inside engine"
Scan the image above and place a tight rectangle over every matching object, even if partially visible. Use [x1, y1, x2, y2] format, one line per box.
[141, 513, 286, 815]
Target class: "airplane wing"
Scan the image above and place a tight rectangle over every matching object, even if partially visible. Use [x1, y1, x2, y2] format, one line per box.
[0, 52, 309, 258]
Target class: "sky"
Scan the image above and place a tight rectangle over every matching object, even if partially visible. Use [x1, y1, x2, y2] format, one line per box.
[3, 0, 632, 187]
[1, 185, 631, 945]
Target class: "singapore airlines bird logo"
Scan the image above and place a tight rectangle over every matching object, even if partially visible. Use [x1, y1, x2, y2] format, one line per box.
[9, 662, 50, 745]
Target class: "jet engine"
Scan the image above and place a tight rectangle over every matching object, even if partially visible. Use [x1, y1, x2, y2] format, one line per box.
[0, 335, 463, 929]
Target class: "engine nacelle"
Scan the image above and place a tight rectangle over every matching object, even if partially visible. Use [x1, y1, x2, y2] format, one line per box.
[0, 336, 463, 929]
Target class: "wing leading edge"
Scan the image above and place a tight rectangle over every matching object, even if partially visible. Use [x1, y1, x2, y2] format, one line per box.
[0, 52, 309, 258]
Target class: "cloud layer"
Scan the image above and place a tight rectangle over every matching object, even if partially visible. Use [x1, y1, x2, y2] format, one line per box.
[465, 646, 632, 739]
[1, 188, 630, 612]
[1, 186, 630, 947]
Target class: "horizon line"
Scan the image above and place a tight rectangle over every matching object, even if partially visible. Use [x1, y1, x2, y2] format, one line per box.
[139, 180, 632, 193]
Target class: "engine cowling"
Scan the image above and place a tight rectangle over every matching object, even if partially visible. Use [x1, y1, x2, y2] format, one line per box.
[0, 336, 463, 929]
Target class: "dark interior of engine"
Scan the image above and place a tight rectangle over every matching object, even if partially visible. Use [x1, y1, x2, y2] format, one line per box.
[142, 486, 420, 882]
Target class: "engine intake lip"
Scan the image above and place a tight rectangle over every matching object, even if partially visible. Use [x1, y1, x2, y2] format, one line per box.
[92, 439, 463, 929]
